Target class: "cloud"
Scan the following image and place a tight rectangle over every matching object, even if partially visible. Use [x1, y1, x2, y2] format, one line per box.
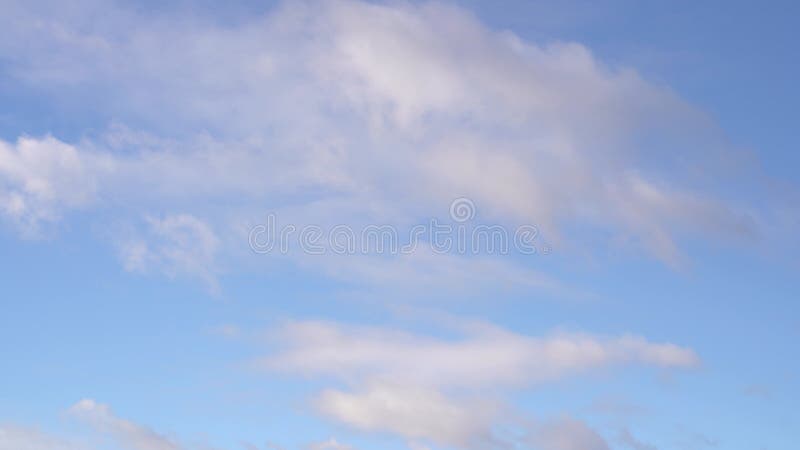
[306, 438, 355, 450]
[3, 400, 354, 450]
[69, 399, 180, 450]
[314, 383, 617, 450]
[0, 0, 761, 266]
[315, 382, 499, 448]
[264, 319, 700, 388]
[118, 214, 220, 291]
[0, 2, 775, 449]
[0, 425, 86, 450]
[0, 136, 111, 235]
[260, 318, 697, 447]
[1, 307, 692, 450]
[529, 417, 610, 450]
[2, 400, 184, 450]
[285, 243, 568, 299]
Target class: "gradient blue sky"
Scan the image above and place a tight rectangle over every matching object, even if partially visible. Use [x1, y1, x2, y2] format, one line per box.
[0, 1, 798, 450]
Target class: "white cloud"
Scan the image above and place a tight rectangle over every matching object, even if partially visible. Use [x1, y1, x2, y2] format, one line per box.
[313, 383, 621, 450]
[264, 319, 699, 388]
[315, 382, 499, 448]
[261, 318, 697, 447]
[0, 0, 760, 265]
[69, 399, 180, 450]
[311, 0, 756, 262]
[0, 2, 764, 449]
[0, 136, 111, 234]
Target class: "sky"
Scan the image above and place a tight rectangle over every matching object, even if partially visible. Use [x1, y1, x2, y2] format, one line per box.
[0, 1, 798, 450]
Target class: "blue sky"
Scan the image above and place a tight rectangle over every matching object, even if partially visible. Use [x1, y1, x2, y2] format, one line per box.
[0, 1, 798, 450]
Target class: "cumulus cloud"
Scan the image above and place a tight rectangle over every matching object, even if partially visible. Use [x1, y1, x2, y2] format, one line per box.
[0, 136, 111, 234]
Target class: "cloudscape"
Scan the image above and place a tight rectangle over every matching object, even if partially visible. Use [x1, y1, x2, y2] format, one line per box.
[0, 1, 798, 449]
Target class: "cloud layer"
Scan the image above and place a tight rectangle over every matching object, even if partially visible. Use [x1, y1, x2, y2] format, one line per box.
[266, 320, 699, 387]
[263, 319, 698, 447]
[0, 1, 770, 450]
[0, 0, 758, 268]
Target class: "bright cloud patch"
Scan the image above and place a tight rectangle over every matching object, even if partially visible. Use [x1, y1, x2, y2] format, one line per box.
[261, 318, 697, 447]
[0, 136, 111, 234]
[265, 320, 699, 387]
[0, 0, 758, 266]
[316, 382, 499, 448]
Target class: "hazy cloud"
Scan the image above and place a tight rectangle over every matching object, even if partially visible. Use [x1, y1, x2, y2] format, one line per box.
[264, 319, 700, 388]
[118, 214, 220, 291]
[0, 0, 760, 265]
[69, 399, 180, 450]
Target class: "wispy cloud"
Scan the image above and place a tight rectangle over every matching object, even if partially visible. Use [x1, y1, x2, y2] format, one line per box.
[0, 0, 762, 268]
[118, 213, 221, 291]
[264, 319, 699, 388]
[0, 425, 86, 450]
[69, 399, 180, 450]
